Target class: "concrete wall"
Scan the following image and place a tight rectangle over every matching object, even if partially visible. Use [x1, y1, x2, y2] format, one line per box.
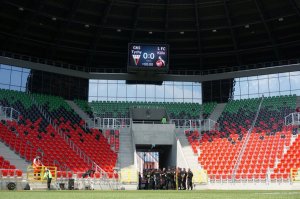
[176, 138, 189, 169]
[131, 107, 166, 121]
[132, 124, 175, 145]
[164, 135, 177, 168]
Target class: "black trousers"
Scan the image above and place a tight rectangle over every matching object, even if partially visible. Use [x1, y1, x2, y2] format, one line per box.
[47, 178, 52, 189]
[182, 178, 186, 190]
[178, 179, 182, 190]
[187, 180, 193, 190]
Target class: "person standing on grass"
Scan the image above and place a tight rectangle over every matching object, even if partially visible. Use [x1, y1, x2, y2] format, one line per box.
[43, 169, 52, 190]
[181, 168, 187, 190]
[187, 168, 193, 190]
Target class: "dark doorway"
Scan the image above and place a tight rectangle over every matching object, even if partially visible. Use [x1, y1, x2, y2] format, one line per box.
[136, 144, 173, 170]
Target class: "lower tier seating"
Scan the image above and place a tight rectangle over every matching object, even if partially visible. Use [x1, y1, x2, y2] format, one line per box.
[0, 119, 90, 172]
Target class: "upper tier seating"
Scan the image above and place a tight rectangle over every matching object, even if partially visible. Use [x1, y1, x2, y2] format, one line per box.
[89, 101, 217, 119]
[74, 99, 94, 118]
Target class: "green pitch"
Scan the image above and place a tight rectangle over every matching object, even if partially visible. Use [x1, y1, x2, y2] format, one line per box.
[1, 190, 300, 199]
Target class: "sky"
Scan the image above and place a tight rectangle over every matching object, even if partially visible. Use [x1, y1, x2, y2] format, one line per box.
[88, 71, 300, 103]
[1, 64, 300, 103]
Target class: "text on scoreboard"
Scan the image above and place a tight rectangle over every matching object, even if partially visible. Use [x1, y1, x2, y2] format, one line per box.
[128, 43, 169, 70]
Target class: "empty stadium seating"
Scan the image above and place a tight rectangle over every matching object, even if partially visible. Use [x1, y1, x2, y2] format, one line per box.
[1, 87, 299, 183]
[31, 93, 118, 175]
[0, 155, 23, 179]
[74, 99, 94, 118]
[0, 89, 117, 177]
[196, 95, 297, 182]
[89, 101, 217, 120]
[274, 133, 300, 180]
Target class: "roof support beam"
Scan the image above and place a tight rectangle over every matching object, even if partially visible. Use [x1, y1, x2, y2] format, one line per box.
[49, 0, 82, 59]
[289, 0, 300, 18]
[6, 0, 45, 48]
[86, 0, 114, 68]
[130, 0, 141, 42]
[253, 0, 280, 60]
[194, 0, 203, 68]
[164, 0, 169, 42]
[223, 0, 241, 65]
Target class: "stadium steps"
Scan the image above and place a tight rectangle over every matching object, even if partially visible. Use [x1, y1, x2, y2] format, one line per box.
[208, 103, 226, 122]
[176, 129, 201, 170]
[65, 100, 93, 126]
[296, 96, 300, 109]
[0, 142, 30, 172]
[274, 130, 299, 169]
[28, 181, 59, 190]
[118, 128, 134, 169]
[204, 103, 227, 130]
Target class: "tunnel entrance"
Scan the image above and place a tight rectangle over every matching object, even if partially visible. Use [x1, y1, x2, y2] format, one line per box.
[136, 144, 173, 173]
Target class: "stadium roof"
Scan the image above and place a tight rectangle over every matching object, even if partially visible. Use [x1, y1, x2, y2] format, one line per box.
[1, 0, 300, 73]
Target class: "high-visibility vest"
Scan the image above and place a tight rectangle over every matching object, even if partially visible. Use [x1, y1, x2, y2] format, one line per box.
[44, 171, 52, 179]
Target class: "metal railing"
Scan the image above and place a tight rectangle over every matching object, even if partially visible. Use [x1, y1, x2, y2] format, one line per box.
[92, 117, 131, 129]
[27, 93, 107, 177]
[291, 168, 300, 182]
[285, 112, 300, 126]
[231, 96, 264, 180]
[1, 50, 300, 76]
[27, 165, 57, 182]
[0, 106, 20, 122]
[0, 122, 68, 171]
[170, 119, 218, 131]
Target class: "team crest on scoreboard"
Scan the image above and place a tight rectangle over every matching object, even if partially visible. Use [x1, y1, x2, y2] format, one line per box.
[132, 54, 141, 65]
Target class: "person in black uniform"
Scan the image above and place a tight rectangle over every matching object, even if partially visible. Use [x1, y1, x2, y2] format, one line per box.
[170, 168, 176, 190]
[150, 170, 155, 190]
[161, 168, 167, 189]
[177, 168, 182, 190]
[155, 169, 161, 190]
[138, 172, 142, 190]
[187, 168, 194, 190]
[181, 168, 187, 190]
[166, 169, 171, 190]
[144, 170, 149, 190]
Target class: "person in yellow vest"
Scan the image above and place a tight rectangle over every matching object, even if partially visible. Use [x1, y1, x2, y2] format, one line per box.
[43, 168, 52, 190]
[33, 156, 43, 180]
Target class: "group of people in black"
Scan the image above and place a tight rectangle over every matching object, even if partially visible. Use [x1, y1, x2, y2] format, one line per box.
[139, 167, 193, 190]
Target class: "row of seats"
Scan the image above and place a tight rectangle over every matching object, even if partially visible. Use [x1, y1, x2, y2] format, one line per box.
[194, 95, 297, 181]
[29, 92, 118, 174]
[0, 156, 17, 169]
[88, 100, 217, 119]
[1, 119, 90, 171]
[0, 89, 118, 177]
[0, 169, 23, 178]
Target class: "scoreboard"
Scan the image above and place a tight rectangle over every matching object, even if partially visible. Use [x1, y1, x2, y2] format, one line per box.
[127, 43, 169, 73]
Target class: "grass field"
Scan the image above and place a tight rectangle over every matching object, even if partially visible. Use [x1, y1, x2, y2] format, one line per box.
[1, 190, 300, 199]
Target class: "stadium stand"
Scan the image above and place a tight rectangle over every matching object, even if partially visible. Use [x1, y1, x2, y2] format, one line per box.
[196, 95, 297, 182]
[1, 87, 299, 188]
[0, 89, 117, 178]
[274, 133, 300, 181]
[31, 94, 118, 175]
[74, 99, 94, 118]
[89, 100, 217, 119]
